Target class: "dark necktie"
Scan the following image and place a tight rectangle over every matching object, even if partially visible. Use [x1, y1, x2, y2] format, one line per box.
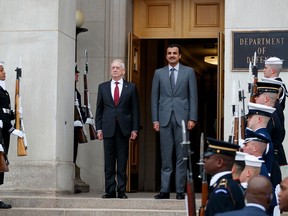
[170, 68, 176, 92]
[114, 82, 119, 106]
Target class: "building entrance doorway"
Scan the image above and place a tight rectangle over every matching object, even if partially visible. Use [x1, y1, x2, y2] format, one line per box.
[127, 38, 223, 193]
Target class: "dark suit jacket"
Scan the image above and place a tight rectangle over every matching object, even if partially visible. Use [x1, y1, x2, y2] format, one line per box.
[215, 205, 269, 216]
[95, 80, 140, 138]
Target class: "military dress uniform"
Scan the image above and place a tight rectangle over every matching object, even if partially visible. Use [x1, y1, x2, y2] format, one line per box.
[0, 84, 14, 185]
[204, 138, 245, 216]
[205, 173, 245, 216]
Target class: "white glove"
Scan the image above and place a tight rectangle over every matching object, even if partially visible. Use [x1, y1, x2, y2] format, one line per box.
[74, 100, 80, 107]
[18, 107, 23, 115]
[0, 144, 4, 152]
[12, 129, 24, 138]
[74, 120, 83, 127]
[0, 120, 3, 128]
[85, 118, 94, 125]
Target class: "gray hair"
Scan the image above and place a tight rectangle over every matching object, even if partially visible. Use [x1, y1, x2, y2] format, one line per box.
[111, 59, 125, 70]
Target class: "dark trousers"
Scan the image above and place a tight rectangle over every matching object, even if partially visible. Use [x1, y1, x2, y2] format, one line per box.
[0, 129, 10, 185]
[104, 122, 129, 194]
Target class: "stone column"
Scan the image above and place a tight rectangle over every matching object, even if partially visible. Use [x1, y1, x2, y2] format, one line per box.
[0, 0, 76, 193]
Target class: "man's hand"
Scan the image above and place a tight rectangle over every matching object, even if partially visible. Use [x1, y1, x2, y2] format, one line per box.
[187, 120, 196, 130]
[97, 131, 103, 140]
[0, 120, 3, 129]
[130, 131, 138, 140]
[85, 118, 94, 125]
[153, 122, 160, 132]
[74, 120, 83, 127]
[12, 129, 24, 138]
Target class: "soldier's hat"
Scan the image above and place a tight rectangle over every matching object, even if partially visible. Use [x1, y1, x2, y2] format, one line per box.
[247, 102, 275, 117]
[0, 61, 4, 66]
[204, 137, 239, 158]
[265, 57, 284, 65]
[244, 154, 264, 168]
[235, 151, 247, 161]
[244, 128, 271, 144]
[256, 81, 281, 96]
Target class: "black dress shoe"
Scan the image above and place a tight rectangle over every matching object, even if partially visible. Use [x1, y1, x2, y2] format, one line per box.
[102, 193, 116, 199]
[0, 201, 12, 209]
[118, 193, 128, 199]
[154, 192, 170, 199]
[176, 193, 185, 200]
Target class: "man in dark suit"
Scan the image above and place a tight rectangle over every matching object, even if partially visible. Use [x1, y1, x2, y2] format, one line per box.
[151, 44, 198, 200]
[215, 176, 273, 216]
[203, 138, 245, 216]
[0, 61, 24, 209]
[95, 59, 140, 199]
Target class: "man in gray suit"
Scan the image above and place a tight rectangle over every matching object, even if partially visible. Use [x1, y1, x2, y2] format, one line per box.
[151, 44, 198, 199]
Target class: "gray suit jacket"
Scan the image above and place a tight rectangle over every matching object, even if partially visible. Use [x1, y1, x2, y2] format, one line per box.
[151, 64, 198, 126]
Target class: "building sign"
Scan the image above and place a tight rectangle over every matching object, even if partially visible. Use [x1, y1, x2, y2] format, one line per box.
[232, 30, 288, 71]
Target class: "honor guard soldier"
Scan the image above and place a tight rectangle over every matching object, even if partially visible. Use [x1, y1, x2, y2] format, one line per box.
[232, 151, 246, 185]
[259, 78, 285, 126]
[215, 176, 273, 216]
[0, 61, 24, 209]
[204, 137, 245, 216]
[255, 79, 287, 166]
[242, 129, 271, 179]
[263, 57, 287, 110]
[240, 154, 264, 190]
[246, 103, 280, 215]
[246, 102, 276, 178]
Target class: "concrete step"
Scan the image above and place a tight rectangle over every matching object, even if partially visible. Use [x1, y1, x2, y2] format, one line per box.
[0, 192, 201, 216]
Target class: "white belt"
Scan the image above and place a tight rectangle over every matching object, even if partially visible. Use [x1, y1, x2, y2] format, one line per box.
[2, 108, 11, 114]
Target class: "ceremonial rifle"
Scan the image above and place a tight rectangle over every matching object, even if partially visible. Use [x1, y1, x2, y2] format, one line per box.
[230, 81, 246, 145]
[181, 120, 196, 216]
[238, 82, 246, 141]
[198, 132, 208, 216]
[15, 63, 28, 156]
[83, 49, 97, 140]
[249, 52, 258, 103]
[229, 81, 238, 144]
[74, 91, 88, 143]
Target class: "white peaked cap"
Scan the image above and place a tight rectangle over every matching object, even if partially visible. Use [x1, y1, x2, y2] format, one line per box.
[248, 102, 276, 116]
[235, 151, 247, 161]
[0, 61, 4, 66]
[264, 57, 284, 65]
[261, 77, 284, 86]
[245, 154, 264, 167]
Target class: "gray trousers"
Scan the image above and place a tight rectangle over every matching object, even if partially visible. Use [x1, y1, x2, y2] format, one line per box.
[159, 112, 187, 193]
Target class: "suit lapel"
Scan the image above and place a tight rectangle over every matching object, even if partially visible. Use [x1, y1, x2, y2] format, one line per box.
[118, 80, 129, 106]
[163, 66, 173, 94]
[104, 81, 114, 105]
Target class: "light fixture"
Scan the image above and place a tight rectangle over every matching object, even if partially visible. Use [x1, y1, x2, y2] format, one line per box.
[76, 10, 85, 28]
[204, 56, 218, 65]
